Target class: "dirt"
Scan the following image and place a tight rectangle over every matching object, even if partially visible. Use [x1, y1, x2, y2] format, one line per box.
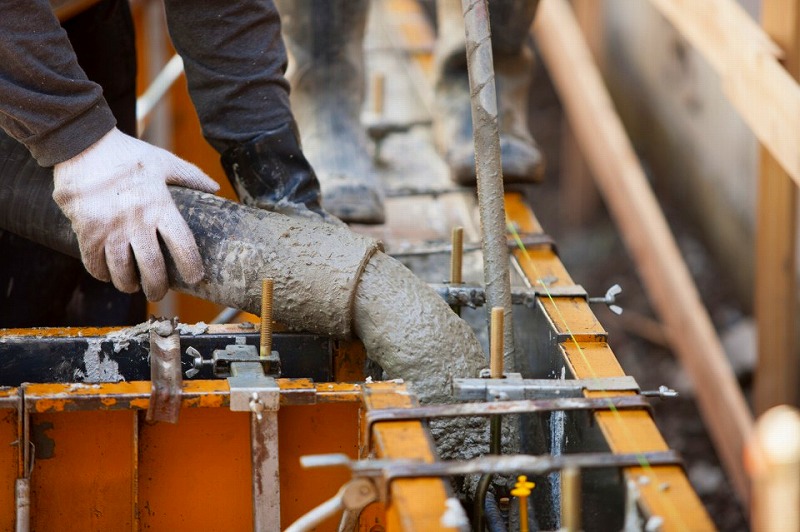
[524, 53, 749, 531]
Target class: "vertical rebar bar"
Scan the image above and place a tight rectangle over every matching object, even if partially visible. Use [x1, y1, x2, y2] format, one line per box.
[461, 0, 515, 366]
[260, 278, 274, 359]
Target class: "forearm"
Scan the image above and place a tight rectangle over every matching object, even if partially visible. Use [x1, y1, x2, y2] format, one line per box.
[0, 0, 115, 166]
[163, 0, 293, 153]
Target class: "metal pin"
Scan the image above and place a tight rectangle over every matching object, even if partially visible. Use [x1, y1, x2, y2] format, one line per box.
[260, 278, 274, 359]
[561, 467, 581, 532]
[490, 307, 504, 379]
[450, 227, 464, 285]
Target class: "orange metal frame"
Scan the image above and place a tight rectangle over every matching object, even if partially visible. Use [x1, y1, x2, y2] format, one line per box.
[0, 379, 457, 531]
[505, 192, 714, 531]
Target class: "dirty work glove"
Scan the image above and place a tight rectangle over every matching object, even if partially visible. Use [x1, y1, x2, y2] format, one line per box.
[53, 128, 220, 301]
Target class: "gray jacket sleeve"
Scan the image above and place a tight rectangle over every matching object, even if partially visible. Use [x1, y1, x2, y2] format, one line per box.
[163, 0, 293, 154]
[0, 0, 115, 166]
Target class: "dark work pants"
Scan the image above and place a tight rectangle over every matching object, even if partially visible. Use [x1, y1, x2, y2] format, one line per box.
[0, 0, 145, 328]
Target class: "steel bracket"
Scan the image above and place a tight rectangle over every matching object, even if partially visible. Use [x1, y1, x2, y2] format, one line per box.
[147, 320, 182, 424]
[365, 395, 650, 452]
[301, 450, 682, 505]
[212, 341, 280, 381]
[455, 375, 641, 401]
[223, 344, 280, 414]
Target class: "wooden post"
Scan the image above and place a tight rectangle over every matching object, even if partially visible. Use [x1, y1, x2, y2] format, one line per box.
[748, 406, 800, 532]
[534, 0, 754, 502]
[754, 0, 800, 414]
[558, 0, 603, 229]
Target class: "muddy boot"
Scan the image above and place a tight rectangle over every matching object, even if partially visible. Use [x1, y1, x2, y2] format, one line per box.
[434, 0, 544, 185]
[221, 121, 343, 226]
[274, 0, 385, 224]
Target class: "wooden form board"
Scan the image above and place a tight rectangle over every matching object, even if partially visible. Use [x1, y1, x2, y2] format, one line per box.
[753, 0, 800, 414]
[533, 0, 754, 502]
[646, 0, 800, 188]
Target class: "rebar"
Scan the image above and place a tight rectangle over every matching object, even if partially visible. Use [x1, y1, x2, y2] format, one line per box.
[461, 0, 515, 367]
[260, 278, 274, 359]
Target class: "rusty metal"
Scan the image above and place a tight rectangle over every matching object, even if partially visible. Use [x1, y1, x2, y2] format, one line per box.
[15, 478, 30, 532]
[0, 328, 332, 385]
[251, 409, 280, 531]
[19, 380, 361, 415]
[462, 0, 515, 363]
[301, 450, 682, 504]
[146, 321, 183, 424]
[365, 395, 650, 446]
[223, 337, 281, 531]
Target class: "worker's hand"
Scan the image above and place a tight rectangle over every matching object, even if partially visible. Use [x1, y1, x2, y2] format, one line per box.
[53, 128, 220, 301]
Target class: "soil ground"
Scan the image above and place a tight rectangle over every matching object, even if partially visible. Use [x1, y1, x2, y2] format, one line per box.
[524, 49, 750, 531]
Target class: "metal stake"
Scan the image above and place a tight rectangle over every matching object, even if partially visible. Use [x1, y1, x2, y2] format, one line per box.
[260, 278, 274, 359]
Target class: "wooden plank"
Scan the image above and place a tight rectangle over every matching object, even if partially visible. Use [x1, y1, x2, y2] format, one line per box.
[646, 0, 800, 188]
[754, 0, 800, 414]
[533, 0, 754, 503]
[559, 0, 604, 229]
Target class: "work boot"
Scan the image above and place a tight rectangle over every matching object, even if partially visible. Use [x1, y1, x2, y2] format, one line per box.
[274, 0, 385, 224]
[221, 121, 342, 225]
[434, 0, 544, 185]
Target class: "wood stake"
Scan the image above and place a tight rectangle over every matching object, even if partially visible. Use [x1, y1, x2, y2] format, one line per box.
[749, 406, 800, 532]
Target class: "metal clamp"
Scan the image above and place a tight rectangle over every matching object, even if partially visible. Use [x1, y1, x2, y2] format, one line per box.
[455, 375, 642, 401]
[364, 395, 651, 452]
[224, 343, 280, 414]
[147, 320, 182, 424]
[186, 339, 281, 380]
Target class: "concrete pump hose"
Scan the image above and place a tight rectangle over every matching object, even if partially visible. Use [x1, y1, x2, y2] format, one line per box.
[0, 152, 486, 399]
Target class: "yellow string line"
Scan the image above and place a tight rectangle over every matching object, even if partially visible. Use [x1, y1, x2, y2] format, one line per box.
[507, 221, 689, 530]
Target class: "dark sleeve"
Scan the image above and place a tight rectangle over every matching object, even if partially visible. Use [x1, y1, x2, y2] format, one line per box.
[0, 0, 116, 166]
[163, 0, 293, 154]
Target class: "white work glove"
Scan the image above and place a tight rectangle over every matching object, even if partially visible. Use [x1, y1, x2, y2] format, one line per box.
[53, 128, 220, 301]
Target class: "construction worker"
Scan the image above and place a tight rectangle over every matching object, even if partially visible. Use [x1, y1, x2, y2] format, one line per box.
[274, 0, 544, 225]
[0, 0, 332, 327]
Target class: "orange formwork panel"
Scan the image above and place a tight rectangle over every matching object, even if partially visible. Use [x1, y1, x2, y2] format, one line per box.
[1, 379, 455, 531]
[0, 389, 19, 532]
[30, 410, 135, 531]
[364, 383, 458, 532]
